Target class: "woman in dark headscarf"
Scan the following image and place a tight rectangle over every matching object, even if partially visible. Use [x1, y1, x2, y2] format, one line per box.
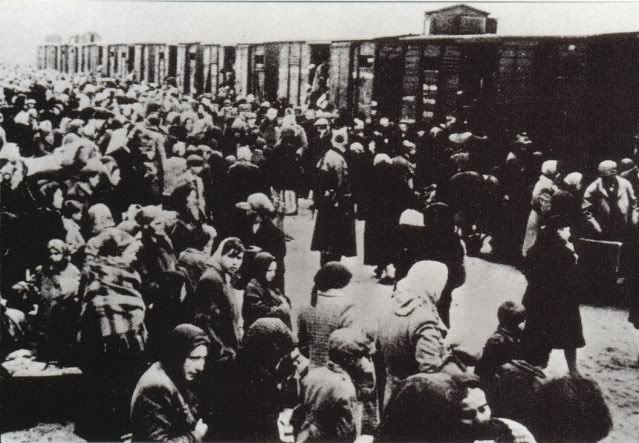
[130, 324, 211, 443]
[242, 252, 292, 329]
[232, 318, 298, 442]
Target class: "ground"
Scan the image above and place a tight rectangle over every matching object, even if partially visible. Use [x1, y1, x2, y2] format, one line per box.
[3, 201, 638, 442]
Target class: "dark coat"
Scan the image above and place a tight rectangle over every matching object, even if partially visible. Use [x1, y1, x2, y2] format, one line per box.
[311, 148, 357, 257]
[192, 263, 238, 352]
[241, 219, 286, 292]
[522, 232, 585, 354]
[130, 362, 203, 443]
[475, 326, 523, 380]
[242, 278, 291, 329]
[294, 363, 358, 443]
[364, 160, 413, 266]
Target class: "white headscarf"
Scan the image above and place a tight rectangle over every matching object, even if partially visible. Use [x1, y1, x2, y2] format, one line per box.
[541, 160, 558, 178]
[392, 261, 448, 315]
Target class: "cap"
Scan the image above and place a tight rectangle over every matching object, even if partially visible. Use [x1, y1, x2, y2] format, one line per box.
[186, 154, 204, 167]
[236, 192, 275, 215]
[314, 117, 329, 127]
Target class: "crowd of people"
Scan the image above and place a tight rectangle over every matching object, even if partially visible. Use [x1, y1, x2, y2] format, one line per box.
[0, 64, 633, 442]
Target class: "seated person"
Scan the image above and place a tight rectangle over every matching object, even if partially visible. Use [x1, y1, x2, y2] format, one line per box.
[130, 324, 210, 443]
[475, 301, 526, 380]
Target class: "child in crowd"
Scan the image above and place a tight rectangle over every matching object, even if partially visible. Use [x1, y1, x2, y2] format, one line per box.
[475, 301, 526, 379]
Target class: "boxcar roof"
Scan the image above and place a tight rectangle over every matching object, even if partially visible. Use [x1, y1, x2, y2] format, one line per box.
[401, 31, 639, 43]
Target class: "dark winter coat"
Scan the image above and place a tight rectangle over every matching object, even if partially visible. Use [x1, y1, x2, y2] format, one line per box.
[130, 362, 203, 443]
[522, 231, 585, 354]
[192, 262, 239, 352]
[311, 148, 357, 257]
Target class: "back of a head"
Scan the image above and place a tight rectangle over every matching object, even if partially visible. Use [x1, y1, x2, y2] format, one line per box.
[377, 372, 463, 442]
[497, 301, 526, 329]
[531, 376, 612, 443]
[314, 261, 352, 292]
[328, 328, 371, 367]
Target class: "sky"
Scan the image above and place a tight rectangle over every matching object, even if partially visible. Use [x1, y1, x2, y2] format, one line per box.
[2, 0, 639, 65]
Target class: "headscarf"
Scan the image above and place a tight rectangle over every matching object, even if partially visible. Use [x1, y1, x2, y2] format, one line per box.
[160, 323, 210, 377]
[252, 251, 276, 284]
[598, 160, 617, 177]
[87, 203, 115, 236]
[374, 153, 392, 166]
[563, 172, 583, 193]
[541, 160, 558, 178]
[47, 238, 68, 256]
[392, 261, 448, 316]
[237, 146, 253, 162]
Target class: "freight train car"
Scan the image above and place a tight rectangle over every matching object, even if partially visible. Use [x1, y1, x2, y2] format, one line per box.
[235, 41, 330, 106]
[329, 39, 377, 118]
[176, 43, 202, 94]
[201, 44, 235, 96]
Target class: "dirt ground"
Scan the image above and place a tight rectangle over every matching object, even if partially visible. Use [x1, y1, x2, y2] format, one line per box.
[3, 202, 638, 442]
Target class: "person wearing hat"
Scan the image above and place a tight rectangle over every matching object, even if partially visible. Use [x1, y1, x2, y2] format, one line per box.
[521, 212, 585, 375]
[298, 262, 356, 369]
[130, 324, 210, 442]
[310, 129, 357, 266]
[582, 160, 638, 241]
[293, 328, 367, 442]
[236, 193, 287, 293]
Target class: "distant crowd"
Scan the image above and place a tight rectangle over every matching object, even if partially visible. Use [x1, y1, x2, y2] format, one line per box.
[0, 65, 632, 442]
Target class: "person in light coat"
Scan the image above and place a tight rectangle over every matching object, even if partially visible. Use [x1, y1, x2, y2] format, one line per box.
[582, 160, 639, 241]
[378, 260, 449, 406]
[522, 160, 561, 257]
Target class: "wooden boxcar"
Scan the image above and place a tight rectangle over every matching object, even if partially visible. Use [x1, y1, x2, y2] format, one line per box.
[201, 44, 236, 96]
[36, 46, 45, 69]
[235, 41, 330, 106]
[329, 39, 377, 118]
[176, 43, 202, 94]
[145, 44, 176, 85]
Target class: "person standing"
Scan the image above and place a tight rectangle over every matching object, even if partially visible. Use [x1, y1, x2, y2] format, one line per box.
[310, 130, 356, 265]
[582, 160, 638, 241]
[522, 160, 561, 257]
[522, 216, 585, 375]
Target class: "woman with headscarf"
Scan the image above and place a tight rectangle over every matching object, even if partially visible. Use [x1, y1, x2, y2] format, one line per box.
[130, 324, 210, 443]
[298, 262, 356, 368]
[83, 203, 116, 251]
[378, 260, 449, 406]
[242, 252, 292, 329]
[522, 215, 585, 375]
[32, 239, 81, 362]
[227, 318, 298, 441]
[522, 160, 561, 257]
[553, 172, 585, 236]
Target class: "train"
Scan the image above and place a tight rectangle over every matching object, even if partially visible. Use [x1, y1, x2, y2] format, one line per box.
[36, 30, 639, 165]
